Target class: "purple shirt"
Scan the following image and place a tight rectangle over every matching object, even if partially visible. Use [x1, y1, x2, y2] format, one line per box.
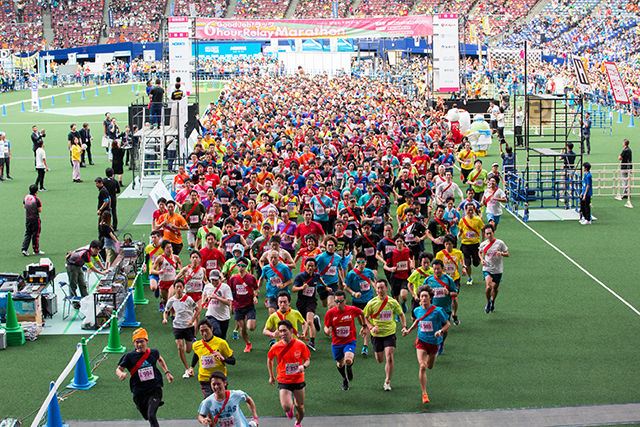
[277, 220, 297, 251]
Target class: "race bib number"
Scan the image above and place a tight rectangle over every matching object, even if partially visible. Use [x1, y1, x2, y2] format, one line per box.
[381, 198, 387, 205]
[336, 172, 344, 180]
[229, 180, 236, 187]
[336, 326, 350, 337]
[444, 264, 456, 275]
[188, 280, 202, 292]
[304, 196, 311, 204]
[225, 243, 234, 253]
[464, 159, 472, 165]
[315, 206, 325, 215]
[385, 245, 395, 254]
[418, 197, 427, 204]
[328, 266, 337, 276]
[138, 366, 154, 381]
[206, 260, 217, 269]
[164, 266, 175, 276]
[287, 203, 295, 212]
[285, 363, 299, 375]
[271, 276, 282, 286]
[201, 354, 217, 368]
[419, 321, 433, 332]
[360, 281, 370, 291]
[218, 417, 236, 427]
[397, 261, 408, 271]
[434, 287, 446, 298]
[465, 231, 476, 240]
[487, 198, 496, 206]
[374, 216, 383, 224]
[236, 284, 248, 295]
[379, 310, 393, 321]
[405, 234, 414, 242]
[220, 197, 229, 204]
[344, 229, 353, 238]
[302, 286, 315, 297]
[293, 184, 299, 191]
[209, 297, 220, 307]
[364, 247, 375, 256]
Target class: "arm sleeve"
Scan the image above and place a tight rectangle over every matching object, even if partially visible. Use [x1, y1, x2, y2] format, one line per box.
[191, 352, 199, 368]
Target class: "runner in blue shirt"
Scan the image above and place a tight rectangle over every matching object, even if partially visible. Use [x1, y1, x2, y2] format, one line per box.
[343, 252, 376, 355]
[310, 183, 334, 233]
[315, 236, 343, 310]
[401, 284, 450, 405]
[260, 250, 293, 315]
[198, 371, 258, 427]
[423, 259, 457, 355]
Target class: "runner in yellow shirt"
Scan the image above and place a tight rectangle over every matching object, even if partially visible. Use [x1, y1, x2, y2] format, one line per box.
[190, 318, 235, 398]
[263, 291, 307, 347]
[457, 141, 476, 182]
[457, 204, 484, 286]
[436, 234, 465, 325]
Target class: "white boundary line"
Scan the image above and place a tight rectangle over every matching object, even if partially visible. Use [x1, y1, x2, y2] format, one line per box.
[505, 208, 640, 316]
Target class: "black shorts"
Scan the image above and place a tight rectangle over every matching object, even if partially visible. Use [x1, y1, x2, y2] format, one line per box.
[233, 305, 256, 321]
[170, 242, 183, 255]
[461, 243, 481, 267]
[408, 244, 422, 259]
[278, 381, 306, 391]
[296, 297, 317, 317]
[454, 278, 461, 294]
[410, 297, 420, 319]
[371, 334, 397, 353]
[266, 296, 278, 310]
[390, 277, 408, 297]
[317, 282, 338, 301]
[173, 327, 194, 341]
[133, 387, 163, 421]
[473, 191, 483, 202]
[352, 301, 368, 311]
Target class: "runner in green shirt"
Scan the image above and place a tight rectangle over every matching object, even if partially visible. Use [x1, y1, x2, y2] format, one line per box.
[466, 159, 488, 202]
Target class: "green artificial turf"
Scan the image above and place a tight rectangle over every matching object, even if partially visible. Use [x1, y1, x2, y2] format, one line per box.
[0, 85, 639, 423]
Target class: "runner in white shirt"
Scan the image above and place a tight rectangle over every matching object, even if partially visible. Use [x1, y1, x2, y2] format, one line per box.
[176, 250, 209, 304]
[435, 171, 464, 205]
[197, 371, 258, 427]
[203, 269, 234, 341]
[163, 280, 201, 379]
[478, 224, 509, 314]
[480, 176, 508, 228]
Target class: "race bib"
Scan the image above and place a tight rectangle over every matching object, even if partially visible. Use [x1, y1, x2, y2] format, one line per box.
[465, 231, 476, 239]
[434, 287, 446, 298]
[209, 297, 220, 307]
[287, 203, 295, 212]
[419, 321, 433, 332]
[188, 280, 202, 292]
[381, 198, 387, 205]
[302, 286, 315, 297]
[385, 245, 395, 254]
[487, 198, 496, 206]
[164, 266, 175, 276]
[271, 276, 282, 286]
[344, 229, 352, 238]
[218, 417, 236, 427]
[221, 197, 229, 204]
[315, 206, 325, 215]
[304, 196, 311, 204]
[225, 243, 234, 253]
[229, 180, 236, 186]
[206, 260, 217, 269]
[360, 281, 370, 291]
[405, 233, 414, 242]
[285, 363, 299, 375]
[336, 172, 344, 180]
[336, 326, 350, 337]
[397, 261, 408, 271]
[464, 159, 472, 165]
[379, 310, 393, 321]
[444, 264, 456, 275]
[250, 193, 257, 200]
[201, 354, 217, 368]
[293, 184, 299, 191]
[138, 366, 154, 381]
[418, 197, 427, 204]
[328, 266, 337, 276]
[364, 247, 375, 256]
[374, 217, 383, 224]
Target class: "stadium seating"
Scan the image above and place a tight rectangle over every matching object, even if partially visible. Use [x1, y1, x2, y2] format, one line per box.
[0, 0, 45, 51]
[172, 0, 226, 18]
[293, 0, 349, 18]
[107, 0, 166, 43]
[233, 0, 290, 18]
[353, 0, 412, 17]
[50, 0, 104, 49]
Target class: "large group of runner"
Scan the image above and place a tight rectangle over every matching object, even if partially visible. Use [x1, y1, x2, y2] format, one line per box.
[112, 71, 514, 427]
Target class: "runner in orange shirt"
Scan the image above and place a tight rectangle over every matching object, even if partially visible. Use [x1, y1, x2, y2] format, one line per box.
[267, 319, 311, 426]
[155, 200, 189, 255]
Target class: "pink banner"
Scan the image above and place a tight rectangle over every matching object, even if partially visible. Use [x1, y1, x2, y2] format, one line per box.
[194, 16, 433, 40]
[603, 62, 629, 104]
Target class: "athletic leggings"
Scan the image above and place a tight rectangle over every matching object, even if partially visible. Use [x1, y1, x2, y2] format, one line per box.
[133, 387, 163, 427]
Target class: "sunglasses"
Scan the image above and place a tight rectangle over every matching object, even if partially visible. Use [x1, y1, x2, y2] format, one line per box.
[356, 260, 366, 264]
[237, 264, 247, 268]
[335, 299, 346, 304]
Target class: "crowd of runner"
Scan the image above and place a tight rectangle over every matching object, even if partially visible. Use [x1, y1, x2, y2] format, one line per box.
[114, 72, 512, 427]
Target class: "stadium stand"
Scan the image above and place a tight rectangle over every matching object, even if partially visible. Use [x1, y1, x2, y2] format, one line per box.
[107, 0, 166, 43]
[172, 0, 226, 18]
[50, 0, 104, 49]
[233, 0, 290, 18]
[1, 0, 45, 51]
[353, 0, 412, 17]
[293, 0, 349, 18]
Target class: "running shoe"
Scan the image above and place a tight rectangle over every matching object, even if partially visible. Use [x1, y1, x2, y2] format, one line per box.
[286, 408, 294, 419]
[401, 301, 407, 313]
[244, 343, 252, 353]
[307, 341, 316, 352]
[154, 288, 159, 298]
[490, 301, 495, 312]
[485, 302, 491, 314]
[453, 315, 460, 326]
[313, 314, 321, 332]
[394, 314, 400, 322]
[34, 250, 45, 255]
[342, 378, 349, 391]
[422, 393, 430, 404]
[383, 381, 392, 391]
[467, 277, 473, 286]
[159, 302, 165, 312]
[233, 330, 239, 340]
[437, 343, 444, 355]
[182, 368, 190, 379]
[361, 345, 368, 356]
[347, 366, 353, 381]
[269, 339, 276, 347]
[21, 250, 29, 257]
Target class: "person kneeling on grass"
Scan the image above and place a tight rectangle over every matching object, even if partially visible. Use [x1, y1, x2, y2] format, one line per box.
[198, 371, 259, 427]
[163, 279, 201, 380]
[402, 285, 450, 404]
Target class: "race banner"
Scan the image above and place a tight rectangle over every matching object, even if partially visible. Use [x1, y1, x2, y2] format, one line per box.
[168, 17, 193, 95]
[571, 56, 592, 94]
[602, 61, 629, 104]
[194, 16, 433, 40]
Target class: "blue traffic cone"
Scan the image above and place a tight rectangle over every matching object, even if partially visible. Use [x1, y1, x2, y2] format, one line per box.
[81, 90, 86, 100]
[67, 344, 96, 390]
[1, 105, 6, 116]
[51, 95, 56, 106]
[121, 290, 141, 327]
[94, 86, 99, 97]
[107, 84, 112, 95]
[629, 114, 635, 128]
[45, 382, 69, 427]
[617, 110, 623, 123]
[131, 82, 136, 92]
[20, 101, 25, 112]
[211, 80, 215, 89]
[66, 93, 71, 103]
[587, 102, 593, 113]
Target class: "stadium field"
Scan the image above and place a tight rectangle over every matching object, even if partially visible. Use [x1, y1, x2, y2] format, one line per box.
[0, 83, 639, 423]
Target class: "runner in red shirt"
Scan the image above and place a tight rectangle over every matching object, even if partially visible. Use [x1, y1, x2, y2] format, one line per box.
[200, 232, 226, 279]
[227, 258, 259, 353]
[384, 234, 414, 317]
[323, 290, 368, 391]
[294, 209, 325, 249]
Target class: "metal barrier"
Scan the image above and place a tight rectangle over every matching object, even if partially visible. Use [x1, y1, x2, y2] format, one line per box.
[590, 163, 638, 208]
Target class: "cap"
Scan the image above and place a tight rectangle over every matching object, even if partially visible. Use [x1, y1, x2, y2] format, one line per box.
[132, 328, 148, 342]
[209, 269, 221, 280]
[492, 162, 499, 167]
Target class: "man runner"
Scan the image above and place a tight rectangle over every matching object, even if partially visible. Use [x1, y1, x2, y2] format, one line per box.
[479, 224, 509, 313]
